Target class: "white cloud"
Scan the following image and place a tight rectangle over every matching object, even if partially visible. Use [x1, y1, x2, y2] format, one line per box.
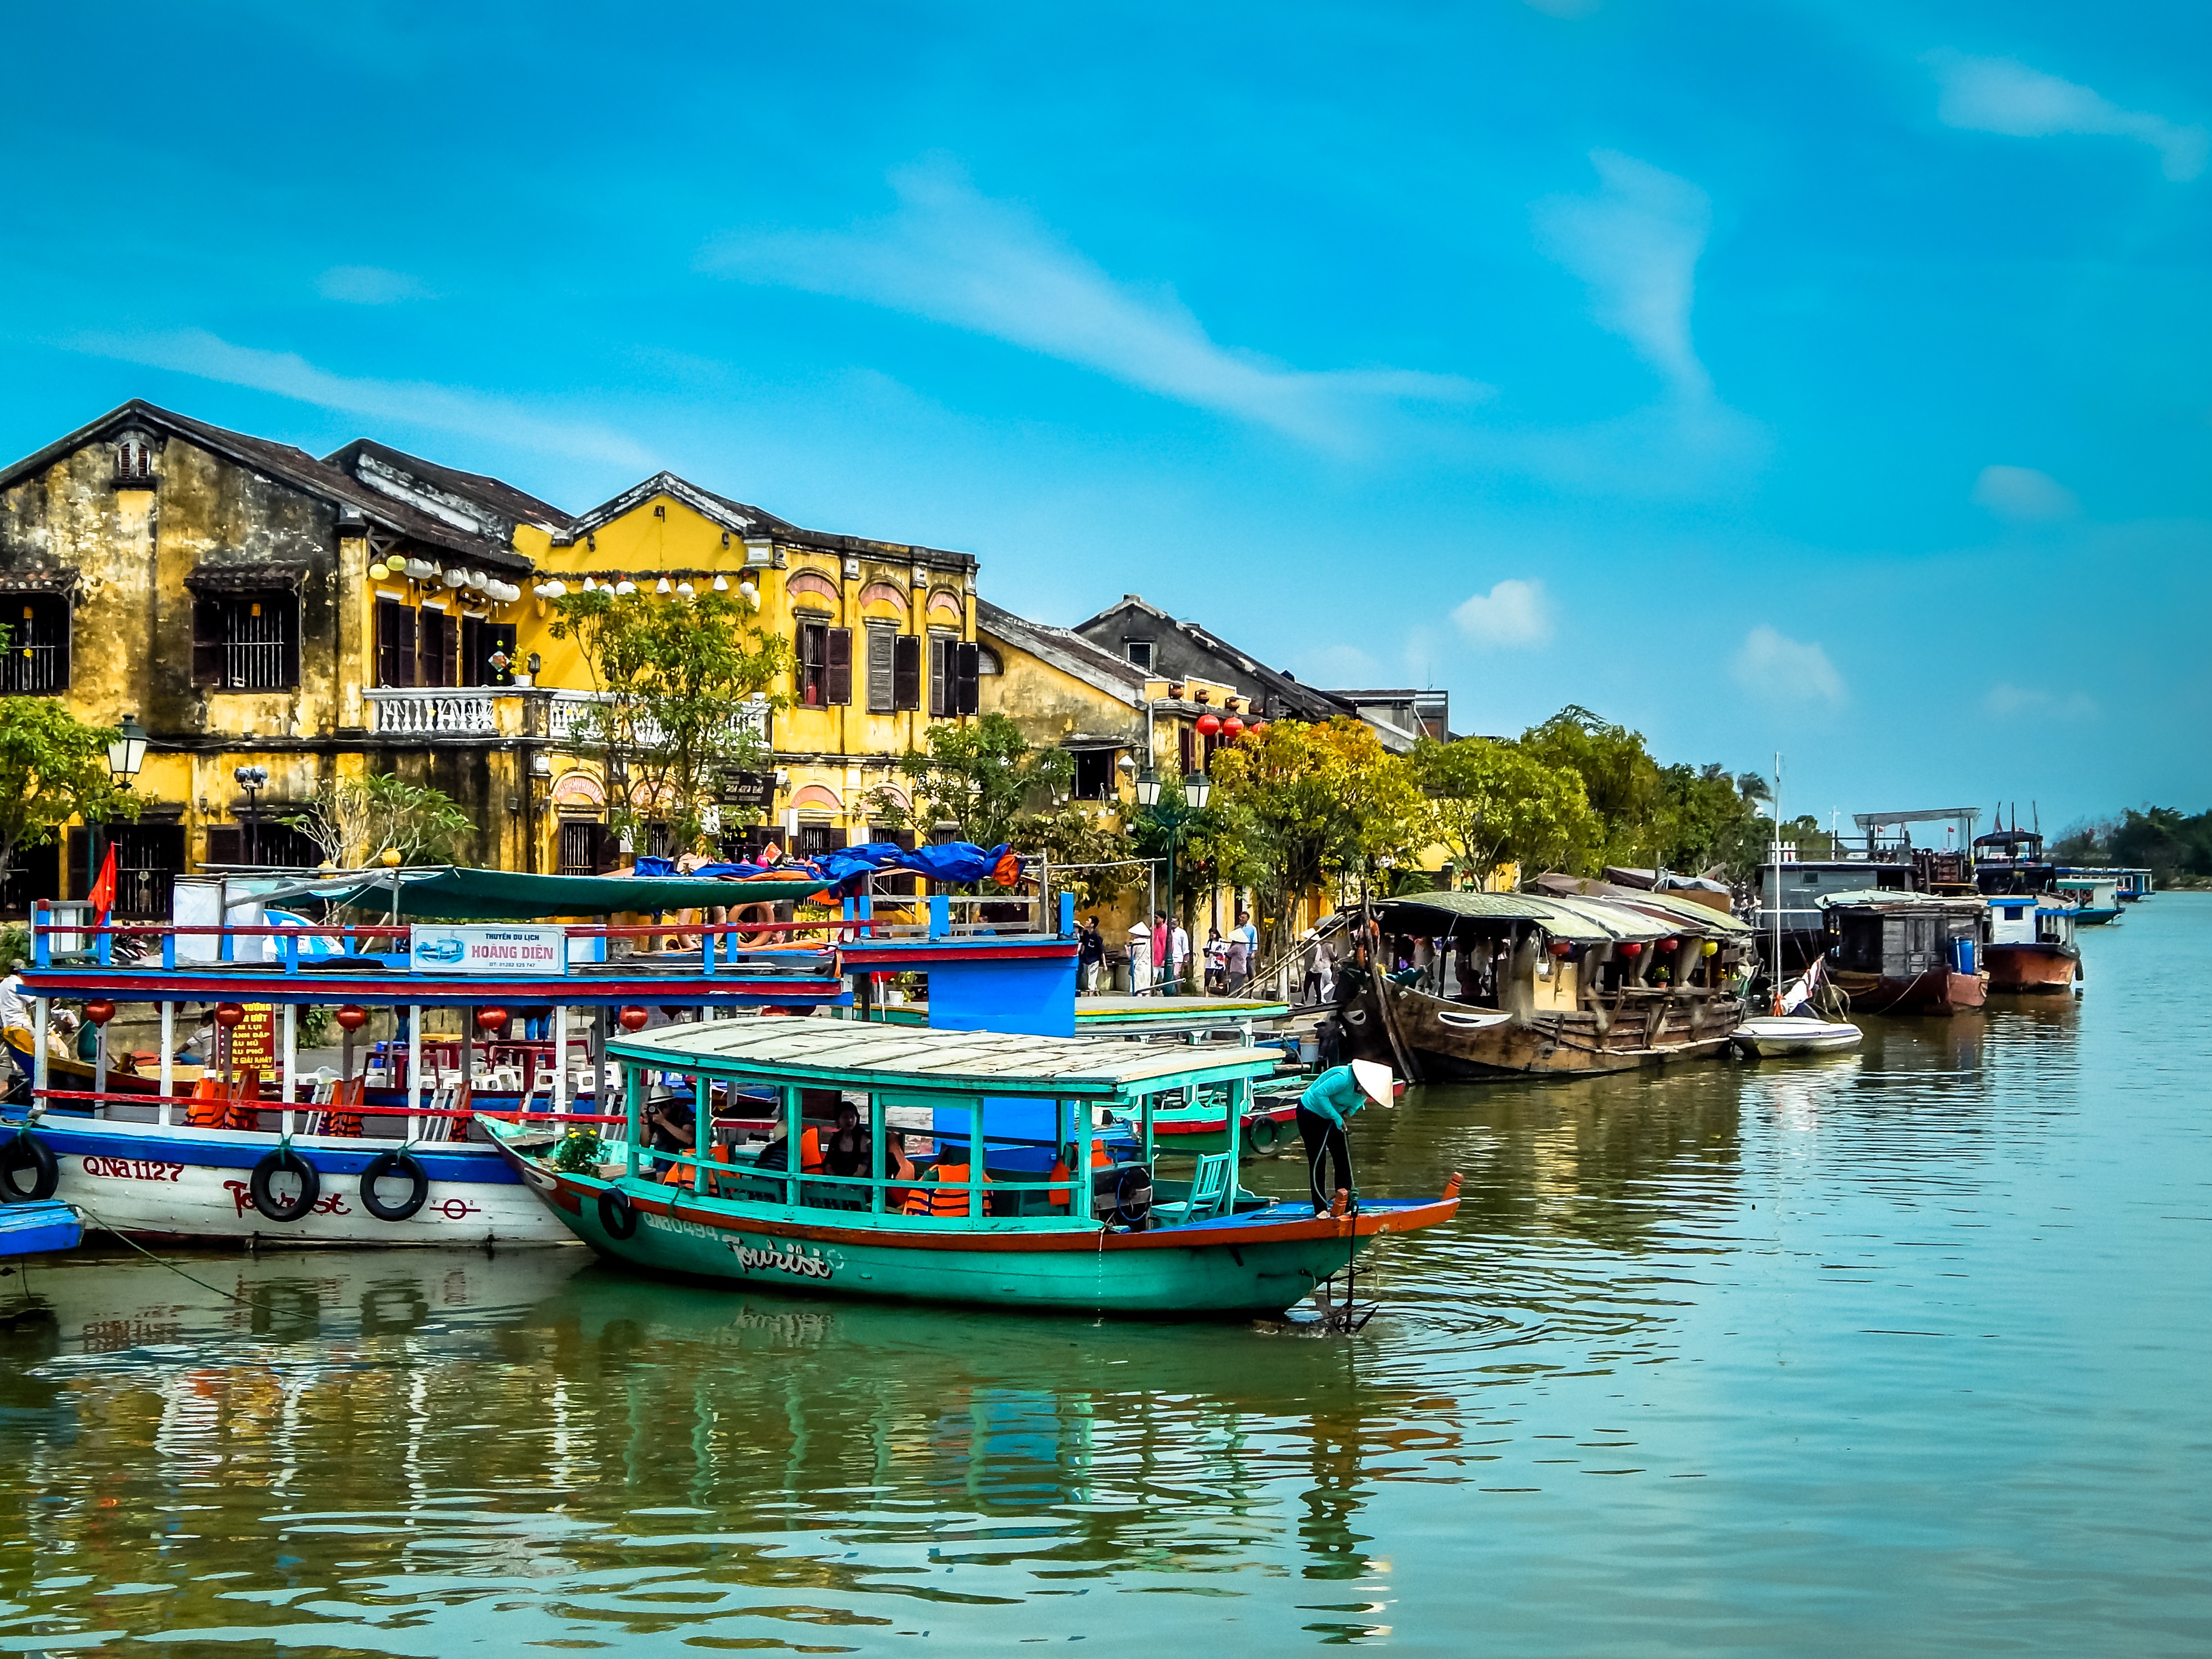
[702, 158, 1487, 448]
[1972, 463, 2079, 522]
[1927, 51, 2208, 181]
[69, 329, 654, 469]
[1984, 682, 2099, 721]
[1732, 625, 1846, 706]
[1534, 150, 1715, 400]
[317, 266, 431, 305]
[1302, 642, 1381, 685]
[1452, 578, 1552, 647]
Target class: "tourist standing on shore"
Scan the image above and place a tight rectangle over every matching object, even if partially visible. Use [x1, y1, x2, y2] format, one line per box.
[1150, 913, 1169, 992]
[1229, 909, 1258, 992]
[1077, 917, 1104, 994]
[1168, 917, 1190, 994]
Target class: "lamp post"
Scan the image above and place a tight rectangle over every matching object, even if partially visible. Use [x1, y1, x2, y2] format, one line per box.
[90, 714, 148, 914]
[234, 764, 269, 867]
[1134, 768, 1211, 995]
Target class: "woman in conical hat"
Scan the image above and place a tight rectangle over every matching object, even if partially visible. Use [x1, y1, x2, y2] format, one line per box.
[1295, 1058, 1395, 1216]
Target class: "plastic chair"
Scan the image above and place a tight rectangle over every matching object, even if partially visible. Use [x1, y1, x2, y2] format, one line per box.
[1152, 1152, 1234, 1227]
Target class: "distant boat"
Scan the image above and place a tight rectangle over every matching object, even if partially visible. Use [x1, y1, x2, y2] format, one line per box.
[2054, 876, 2123, 926]
[0, 1199, 81, 1258]
[1818, 891, 1990, 1016]
[1985, 894, 2083, 994]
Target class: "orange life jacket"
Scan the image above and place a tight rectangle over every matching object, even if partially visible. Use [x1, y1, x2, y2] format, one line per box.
[799, 1125, 825, 1175]
[1046, 1143, 1113, 1211]
[924, 1157, 986, 1218]
[325, 1076, 365, 1138]
[183, 1077, 225, 1129]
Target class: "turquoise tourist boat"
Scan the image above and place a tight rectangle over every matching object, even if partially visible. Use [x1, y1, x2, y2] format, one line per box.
[481, 1021, 1460, 1317]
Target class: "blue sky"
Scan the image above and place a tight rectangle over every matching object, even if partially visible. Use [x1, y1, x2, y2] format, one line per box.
[3, 1, 2207, 836]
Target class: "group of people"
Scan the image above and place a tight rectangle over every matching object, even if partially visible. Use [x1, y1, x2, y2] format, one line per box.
[1069, 909, 1261, 996]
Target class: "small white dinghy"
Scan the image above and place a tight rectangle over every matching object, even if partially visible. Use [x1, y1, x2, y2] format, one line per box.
[1733, 961, 1863, 1057]
[1732, 1015, 1862, 1058]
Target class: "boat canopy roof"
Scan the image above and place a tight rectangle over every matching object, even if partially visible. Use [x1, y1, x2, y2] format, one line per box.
[319, 865, 828, 919]
[1816, 888, 1987, 913]
[607, 1018, 1283, 1098]
[1524, 872, 1752, 936]
[1374, 888, 1744, 943]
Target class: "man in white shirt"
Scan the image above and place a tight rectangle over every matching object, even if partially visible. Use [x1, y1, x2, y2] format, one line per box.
[1167, 920, 1190, 995]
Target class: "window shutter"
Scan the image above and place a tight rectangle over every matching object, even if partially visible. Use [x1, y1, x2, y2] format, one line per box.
[66, 828, 89, 898]
[1179, 723, 1195, 774]
[279, 594, 300, 689]
[191, 598, 222, 685]
[825, 627, 852, 706]
[203, 826, 241, 870]
[867, 627, 895, 713]
[893, 634, 921, 711]
[928, 637, 949, 718]
[955, 641, 980, 715]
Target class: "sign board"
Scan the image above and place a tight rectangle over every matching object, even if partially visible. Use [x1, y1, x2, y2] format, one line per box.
[722, 770, 774, 811]
[408, 924, 569, 977]
[230, 1004, 277, 1074]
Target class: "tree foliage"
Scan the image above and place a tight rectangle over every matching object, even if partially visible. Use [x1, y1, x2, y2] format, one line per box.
[1017, 801, 1140, 914]
[2057, 805, 2212, 884]
[1409, 735, 1595, 887]
[875, 712, 1074, 852]
[1517, 708, 1773, 880]
[285, 772, 474, 868]
[0, 700, 140, 885]
[549, 587, 790, 850]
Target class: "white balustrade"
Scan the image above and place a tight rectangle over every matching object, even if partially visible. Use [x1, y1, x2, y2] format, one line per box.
[365, 688, 502, 736]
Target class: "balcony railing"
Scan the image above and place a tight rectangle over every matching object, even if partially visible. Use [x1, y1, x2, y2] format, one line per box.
[365, 687, 774, 747]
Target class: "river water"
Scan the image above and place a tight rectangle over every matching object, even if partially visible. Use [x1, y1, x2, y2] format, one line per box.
[4, 898, 2207, 1656]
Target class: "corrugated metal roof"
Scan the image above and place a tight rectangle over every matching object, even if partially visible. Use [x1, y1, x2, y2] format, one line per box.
[608, 1018, 1281, 1095]
[1376, 890, 1678, 942]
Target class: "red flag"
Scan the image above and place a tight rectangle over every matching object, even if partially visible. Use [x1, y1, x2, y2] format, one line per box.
[88, 841, 118, 926]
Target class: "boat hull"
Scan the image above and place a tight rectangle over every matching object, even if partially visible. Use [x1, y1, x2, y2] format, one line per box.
[1345, 977, 1742, 1080]
[1830, 968, 1987, 1015]
[493, 1137, 1457, 1317]
[0, 1198, 82, 1257]
[1732, 1016, 1863, 1057]
[1986, 942, 2081, 994]
[2070, 907, 2121, 926]
[2, 1113, 572, 1247]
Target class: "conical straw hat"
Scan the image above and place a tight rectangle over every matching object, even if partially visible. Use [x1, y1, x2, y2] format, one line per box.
[1350, 1058, 1394, 1107]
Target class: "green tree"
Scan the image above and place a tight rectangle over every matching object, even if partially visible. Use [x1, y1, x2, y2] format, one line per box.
[1517, 706, 1664, 871]
[1653, 762, 1773, 879]
[876, 712, 1074, 852]
[285, 772, 474, 868]
[1017, 800, 1139, 914]
[0, 700, 141, 890]
[1409, 735, 1595, 887]
[550, 587, 791, 850]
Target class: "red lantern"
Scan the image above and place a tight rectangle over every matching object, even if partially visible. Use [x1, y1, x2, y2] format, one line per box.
[1660, 937, 1678, 951]
[83, 998, 115, 1026]
[334, 1005, 368, 1033]
[1196, 712, 1222, 737]
[1549, 940, 1572, 958]
[1619, 942, 1643, 958]
[618, 1006, 650, 1033]
[214, 1002, 246, 1028]
[1248, 720, 1268, 738]
[476, 1006, 509, 1034]
[1221, 717, 1244, 740]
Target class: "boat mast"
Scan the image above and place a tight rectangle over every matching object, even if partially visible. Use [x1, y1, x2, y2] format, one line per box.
[1771, 752, 1783, 1001]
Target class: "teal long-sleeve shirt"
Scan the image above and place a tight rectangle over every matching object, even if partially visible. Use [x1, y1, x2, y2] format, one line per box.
[1298, 1065, 1368, 1131]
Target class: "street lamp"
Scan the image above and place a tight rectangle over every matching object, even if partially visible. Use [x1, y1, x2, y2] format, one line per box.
[234, 764, 269, 866]
[1133, 768, 1212, 995]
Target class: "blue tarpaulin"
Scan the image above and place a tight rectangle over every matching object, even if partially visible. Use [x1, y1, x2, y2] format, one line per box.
[631, 842, 1021, 888]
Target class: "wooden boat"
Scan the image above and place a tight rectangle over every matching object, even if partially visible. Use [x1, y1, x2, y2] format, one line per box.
[1337, 890, 1752, 1081]
[1818, 890, 1989, 1015]
[1732, 1016, 1862, 1057]
[0, 1198, 81, 1257]
[2054, 876, 2122, 926]
[1985, 894, 2082, 994]
[481, 1020, 1461, 1317]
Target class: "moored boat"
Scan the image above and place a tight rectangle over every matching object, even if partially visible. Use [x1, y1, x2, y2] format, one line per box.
[0, 1197, 82, 1257]
[1338, 889, 1752, 1081]
[1985, 893, 2082, 994]
[1818, 890, 1989, 1015]
[2054, 876, 2122, 926]
[482, 1020, 1460, 1317]
[1732, 1016, 1863, 1058]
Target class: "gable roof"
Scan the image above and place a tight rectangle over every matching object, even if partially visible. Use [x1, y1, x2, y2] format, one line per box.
[1071, 594, 1352, 723]
[557, 470, 978, 571]
[977, 598, 1147, 709]
[0, 400, 532, 572]
[323, 437, 574, 539]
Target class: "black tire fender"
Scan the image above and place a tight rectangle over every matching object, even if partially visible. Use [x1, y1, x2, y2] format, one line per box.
[1111, 1165, 1153, 1227]
[0, 1130, 59, 1202]
[248, 1147, 321, 1223]
[359, 1150, 430, 1222]
[598, 1185, 639, 1240]
[1244, 1115, 1288, 1156]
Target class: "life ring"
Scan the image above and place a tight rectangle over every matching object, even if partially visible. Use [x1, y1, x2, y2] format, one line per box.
[1243, 1114, 1288, 1157]
[359, 1150, 430, 1222]
[0, 1130, 59, 1202]
[731, 903, 776, 948]
[598, 1185, 639, 1240]
[248, 1147, 321, 1223]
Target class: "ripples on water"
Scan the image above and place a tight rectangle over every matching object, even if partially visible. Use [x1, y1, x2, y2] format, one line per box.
[4, 902, 2208, 1655]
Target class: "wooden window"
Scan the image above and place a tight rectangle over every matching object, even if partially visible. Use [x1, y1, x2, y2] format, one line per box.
[1074, 749, 1114, 800]
[202, 826, 242, 870]
[418, 608, 457, 688]
[892, 633, 922, 711]
[796, 823, 843, 860]
[374, 599, 416, 688]
[1178, 723, 1195, 775]
[866, 625, 896, 713]
[955, 640, 979, 715]
[796, 621, 828, 707]
[191, 592, 298, 690]
[825, 626, 852, 706]
[0, 594, 70, 693]
[1124, 638, 1154, 670]
[869, 825, 917, 896]
[0, 843, 59, 918]
[928, 634, 960, 717]
[69, 823, 185, 915]
[461, 619, 517, 687]
[559, 820, 607, 877]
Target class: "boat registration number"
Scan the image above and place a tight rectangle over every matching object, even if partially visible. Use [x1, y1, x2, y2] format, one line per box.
[80, 1155, 184, 1183]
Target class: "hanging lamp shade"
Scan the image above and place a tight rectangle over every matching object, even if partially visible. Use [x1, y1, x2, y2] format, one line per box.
[655, 576, 673, 594]
[711, 574, 730, 592]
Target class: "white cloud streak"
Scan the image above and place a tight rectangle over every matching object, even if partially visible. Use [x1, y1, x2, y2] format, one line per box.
[1928, 52, 2208, 181]
[69, 329, 653, 469]
[317, 266, 431, 305]
[1452, 578, 1553, 647]
[1732, 625, 1846, 706]
[1534, 150, 1715, 400]
[1984, 682, 2099, 721]
[1972, 464, 2079, 522]
[702, 159, 1487, 448]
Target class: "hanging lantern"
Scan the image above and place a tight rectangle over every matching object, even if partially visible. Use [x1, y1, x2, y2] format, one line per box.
[739, 580, 758, 602]
[83, 998, 116, 1026]
[367, 561, 391, 582]
[1221, 717, 1244, 740]
[214, 1002, 246, 1028]
[676, 581, 695, 597]
[1549, 939, 1572, 958]
[1196, 713, 1222, 737]
[582, 576, 598, 591]
[1701, 940, 1719, 957]
[1619, 942, 1643, 958]
[334, 1005, 368, 1033]
[655, 576, 673, 594]
[1248, 720, 1268, 738]
[615, 580, 637, 595]
[1659, 937, 1678, 951]
[475, 1006, 509, 1034]
[617, 1006, 650, 1033]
